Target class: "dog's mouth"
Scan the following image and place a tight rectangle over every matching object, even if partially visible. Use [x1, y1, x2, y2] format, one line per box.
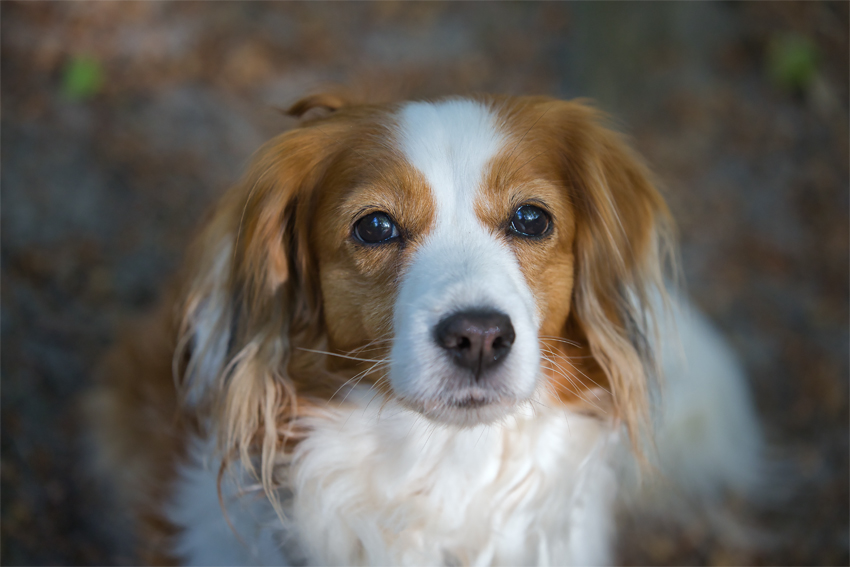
[402, 388, 521, 427]
[447, 395, 490, 409]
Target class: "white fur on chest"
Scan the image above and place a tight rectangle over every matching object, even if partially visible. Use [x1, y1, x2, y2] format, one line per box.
[168, 391, 619, 566]
[288, 393, 617, 566]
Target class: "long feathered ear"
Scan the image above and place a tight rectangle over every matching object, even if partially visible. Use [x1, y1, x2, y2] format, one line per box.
[174, 121, 341, 504]
[551, 101, 676, 452]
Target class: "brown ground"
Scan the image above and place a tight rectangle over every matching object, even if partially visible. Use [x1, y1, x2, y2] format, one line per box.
[2, 2, 847, 565]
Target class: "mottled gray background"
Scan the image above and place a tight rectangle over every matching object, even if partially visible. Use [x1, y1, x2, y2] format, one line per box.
[2, 2, 847, 565]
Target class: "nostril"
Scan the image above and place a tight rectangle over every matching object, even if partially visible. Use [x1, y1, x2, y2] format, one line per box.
[434, 309, 515, 376]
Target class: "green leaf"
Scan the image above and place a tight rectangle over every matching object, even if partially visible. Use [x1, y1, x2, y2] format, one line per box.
[768, 34, 820, 93]
[62, 56, 104, 100]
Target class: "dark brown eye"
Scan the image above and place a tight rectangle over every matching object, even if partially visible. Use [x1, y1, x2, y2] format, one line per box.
[354, 211, 400, 244]
[510, 205, 551, 237]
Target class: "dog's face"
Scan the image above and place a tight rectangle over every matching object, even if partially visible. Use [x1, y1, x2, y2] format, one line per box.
[181, 94, 671, 452]
[311, 99, 579, 426]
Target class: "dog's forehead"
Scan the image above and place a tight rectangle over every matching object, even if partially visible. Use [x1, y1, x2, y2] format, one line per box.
[394, 99, 507, 224]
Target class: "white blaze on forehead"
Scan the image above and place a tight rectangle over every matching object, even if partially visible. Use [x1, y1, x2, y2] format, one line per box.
[395, 99, 506, 226]
[389, 99, 541, 415]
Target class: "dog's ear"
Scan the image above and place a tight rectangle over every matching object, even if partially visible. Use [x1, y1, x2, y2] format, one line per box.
[549, 100, 675, 451]
[286, 93, 348, 120]
[175, 120, 345, 487]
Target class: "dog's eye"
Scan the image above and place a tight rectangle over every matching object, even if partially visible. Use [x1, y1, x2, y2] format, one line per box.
[510, 205, 551, 237]
[354, 211, 400, 244]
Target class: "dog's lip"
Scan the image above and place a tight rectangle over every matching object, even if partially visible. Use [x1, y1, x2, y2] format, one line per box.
[393, 389, 524, 427]
[447, 396, 490, 409]
[416, 389, 517, 413]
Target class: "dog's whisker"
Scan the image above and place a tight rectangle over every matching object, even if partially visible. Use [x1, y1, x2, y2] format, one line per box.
[527, 396, 552, 412]
[360, 373, 391, 415]
[421, 419, 441, 452]
[330, 364, 386, 397]
[541, 357, 587, 396]
[338, 370, 390, 430]
[350, 375, 394, 426]
[327, 361, 390, 408]
[345, 337, 394, 356]
[337, 361, 390, 405]
[474, 425, 487, 448]
[541, 357, 607, 412]
[297, 347, 388, 364]
[538, 335, 583, 348]
[540, 344, 611, 393]
[541, 347, 613, 395]
[537, 382, 574, 434]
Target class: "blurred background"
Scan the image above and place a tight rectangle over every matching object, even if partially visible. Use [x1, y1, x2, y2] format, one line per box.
[1, 2, 847, 565]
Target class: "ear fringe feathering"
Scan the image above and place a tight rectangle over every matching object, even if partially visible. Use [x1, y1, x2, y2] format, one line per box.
[173, 124, 340, 518]
[551, 101, 678, 457]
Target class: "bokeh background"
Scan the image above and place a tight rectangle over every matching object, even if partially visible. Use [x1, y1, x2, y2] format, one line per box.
[2, 2, 847, 565]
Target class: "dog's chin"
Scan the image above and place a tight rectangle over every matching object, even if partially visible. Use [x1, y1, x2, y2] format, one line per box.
[400, 389, 525, 428]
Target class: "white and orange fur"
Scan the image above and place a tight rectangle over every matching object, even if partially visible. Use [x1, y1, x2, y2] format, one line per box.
[87, 94, 763, 565]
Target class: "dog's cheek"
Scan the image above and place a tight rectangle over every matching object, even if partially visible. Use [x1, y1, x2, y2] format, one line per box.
[511, 241, 575, 337]
[320, 262, 397, 350]
[356, 289, 397, 342]
[535, 254, 575, 337]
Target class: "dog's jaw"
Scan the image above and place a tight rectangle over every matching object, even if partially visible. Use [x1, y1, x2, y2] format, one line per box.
[389, 99, 541, 426]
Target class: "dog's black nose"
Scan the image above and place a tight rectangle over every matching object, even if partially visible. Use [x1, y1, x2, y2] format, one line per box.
[434, 310, 515, 377]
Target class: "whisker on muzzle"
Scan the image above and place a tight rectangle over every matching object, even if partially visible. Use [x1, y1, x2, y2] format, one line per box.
[540, 344, 613, 395]
[297, 347, 388, 364]
[333, 360, 391, 405]
[538, 335, 583, 348]
[541, 356, 607, 413]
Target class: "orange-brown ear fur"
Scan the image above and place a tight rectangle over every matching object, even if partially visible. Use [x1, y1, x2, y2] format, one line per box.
[175, 120, 346, 515]
[549, 101, 676, 454]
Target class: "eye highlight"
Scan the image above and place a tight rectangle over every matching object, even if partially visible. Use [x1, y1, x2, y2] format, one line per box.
[510, 205, 551, 238]
[353, 211, 400, 244]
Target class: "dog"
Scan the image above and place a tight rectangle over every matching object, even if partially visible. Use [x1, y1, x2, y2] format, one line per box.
[87, 94, 763, 565]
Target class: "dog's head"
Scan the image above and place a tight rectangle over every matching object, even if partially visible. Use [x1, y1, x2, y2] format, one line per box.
[177, 94, 673, 476]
